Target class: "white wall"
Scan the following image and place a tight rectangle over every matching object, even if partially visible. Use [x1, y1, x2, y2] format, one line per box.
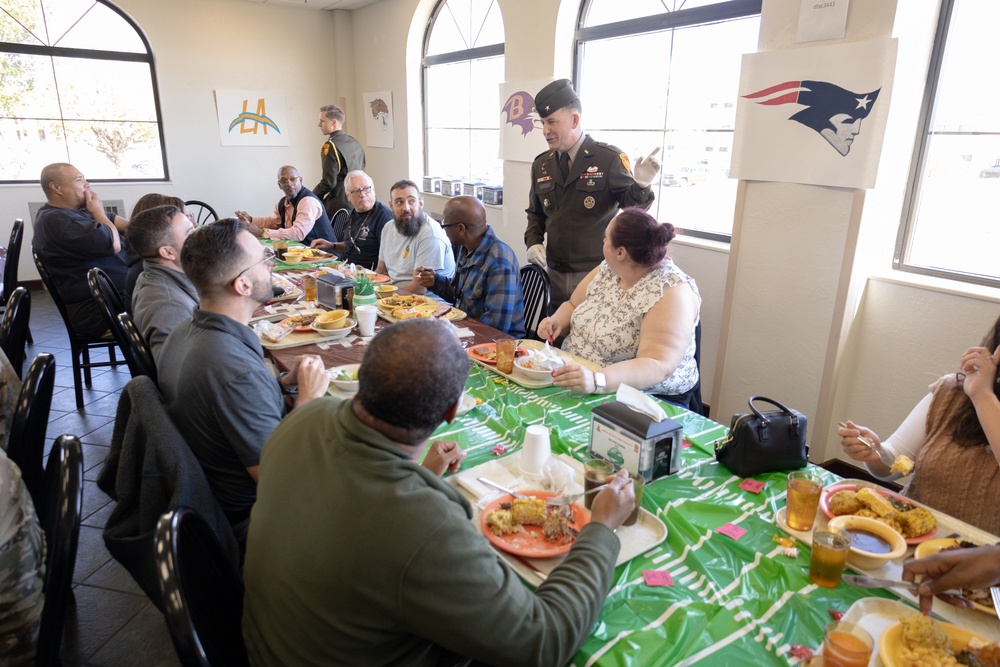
[1, 0, 340, 281]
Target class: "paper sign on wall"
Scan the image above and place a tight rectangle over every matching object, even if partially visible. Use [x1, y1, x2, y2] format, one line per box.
[215, 90, 288, 147]
[797, 0, 850, 43]
[362, 91, 394, 149]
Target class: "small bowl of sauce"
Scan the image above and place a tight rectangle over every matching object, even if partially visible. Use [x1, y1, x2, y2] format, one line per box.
[827, 514, 907, 569]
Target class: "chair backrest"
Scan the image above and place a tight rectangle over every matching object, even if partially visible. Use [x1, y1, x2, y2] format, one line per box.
[117, 312, 157, 383]
[33, 251, 76, 334]
[36, 434, 83, 667]
[7, 353, 55, 509]
[184, 200, 219, 226]
[88, 266, 131, 356]
[518, 264, 551, 341]
[156, 508, 250, 667]
[0, 286, 30, 379]
[4, 219, 24, 303]
[331, 208, 350, 243]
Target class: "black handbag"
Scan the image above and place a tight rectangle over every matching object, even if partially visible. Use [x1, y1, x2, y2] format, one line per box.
[715, 396, 809, 477]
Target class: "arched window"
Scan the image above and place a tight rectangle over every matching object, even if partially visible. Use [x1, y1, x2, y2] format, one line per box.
[422, 0, 504, 187]
[0, 0, 167, 182]
[576, 0, 761, 241]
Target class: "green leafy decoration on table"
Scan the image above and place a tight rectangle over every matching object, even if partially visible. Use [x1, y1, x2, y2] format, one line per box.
[353, 273, 375, 296]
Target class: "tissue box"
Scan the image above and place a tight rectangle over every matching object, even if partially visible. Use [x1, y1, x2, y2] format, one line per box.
[462, 181, 484, 200]
[588, 401, 683, 482]
[441, 179, 463, 197]
[482, 186, 503, 206]
[422, 176, 442, 194]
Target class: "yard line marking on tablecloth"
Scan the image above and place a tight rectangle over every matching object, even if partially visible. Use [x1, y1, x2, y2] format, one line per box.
[582, 600, 695, 667]
[704, 551, 762, 606]
[670, 587, 803, 667]
[678, 570, 700, 586]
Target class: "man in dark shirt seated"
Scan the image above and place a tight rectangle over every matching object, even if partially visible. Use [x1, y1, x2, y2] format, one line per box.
[32, 163, 129, 338]
[157, 218, 330, 540]
[308, 170, 392, 270]
[128, 204, 197, 365]
[243, 319, 635, 666]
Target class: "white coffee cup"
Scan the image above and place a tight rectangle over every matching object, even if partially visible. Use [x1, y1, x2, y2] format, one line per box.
[520, 424, 551, 476]
[355, 305, 378, 337]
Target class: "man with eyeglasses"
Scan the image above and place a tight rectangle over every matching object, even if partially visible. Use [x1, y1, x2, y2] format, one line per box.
[416, 196, 526, 337]
[128, 204, 197, 364]
[158, 219, 330, 541]
[236, 165, 334, 244]
[376, 180, 456, 297]
[314, 104, 366, 218]
[308, 170, 392, 270]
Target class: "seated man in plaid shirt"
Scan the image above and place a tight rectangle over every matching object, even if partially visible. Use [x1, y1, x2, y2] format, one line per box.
[416, 196, 526, 337]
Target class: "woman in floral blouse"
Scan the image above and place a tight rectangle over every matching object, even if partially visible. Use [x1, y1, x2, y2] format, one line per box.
[538, 207, 701, 409]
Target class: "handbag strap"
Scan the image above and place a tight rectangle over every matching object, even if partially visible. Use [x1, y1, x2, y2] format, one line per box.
[747, 395, 802, 439]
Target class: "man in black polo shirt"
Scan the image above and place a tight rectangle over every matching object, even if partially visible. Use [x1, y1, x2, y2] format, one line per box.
[308, 170, 391, 270]
[32, 162, 129, 338]
[236, 165, 334, 244]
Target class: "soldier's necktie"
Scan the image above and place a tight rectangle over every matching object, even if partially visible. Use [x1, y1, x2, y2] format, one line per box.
[559, 152, 570, 181]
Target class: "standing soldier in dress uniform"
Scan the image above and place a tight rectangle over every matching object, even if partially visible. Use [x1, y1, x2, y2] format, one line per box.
[315, 104, 366, 219]
[524, 79, 661, 314]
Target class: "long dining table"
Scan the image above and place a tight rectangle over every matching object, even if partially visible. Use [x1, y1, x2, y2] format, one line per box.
[262, 265, 1000, 666]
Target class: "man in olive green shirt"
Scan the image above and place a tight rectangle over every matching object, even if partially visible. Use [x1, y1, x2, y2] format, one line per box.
[243, 319, 635, 666]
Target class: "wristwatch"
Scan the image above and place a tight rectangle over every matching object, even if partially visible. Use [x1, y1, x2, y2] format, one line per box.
[593, 371, 606, 394]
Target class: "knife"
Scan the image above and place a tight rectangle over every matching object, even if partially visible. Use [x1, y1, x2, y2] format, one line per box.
[478, 477, 527, 499]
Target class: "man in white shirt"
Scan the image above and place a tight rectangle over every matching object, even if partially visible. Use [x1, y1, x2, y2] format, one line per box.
[376, 180, 455, 298]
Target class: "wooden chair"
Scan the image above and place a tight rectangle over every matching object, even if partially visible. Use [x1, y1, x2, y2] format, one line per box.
[36, 435, 83, 667]
[518, 264, 550, 341]
[185, 200, 219, 226]
[156, 508, 249, 667]
[33, 252, 119, 409]
[2, 219, 32, 344]
[6, 353, 55, 510]
[0, 286, 30, 379]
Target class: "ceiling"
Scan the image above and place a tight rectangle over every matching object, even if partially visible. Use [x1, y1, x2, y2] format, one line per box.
[244, 0, 380, 10]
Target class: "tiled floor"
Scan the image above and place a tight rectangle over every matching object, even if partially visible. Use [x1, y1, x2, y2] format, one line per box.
[28, 289, 181, 667]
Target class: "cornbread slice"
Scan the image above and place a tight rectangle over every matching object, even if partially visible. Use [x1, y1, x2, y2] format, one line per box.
[828, 490, 864, 515]
[510, 498, 547, 526]
[857, 487, 895, 517]
[890, 455, 915, 476]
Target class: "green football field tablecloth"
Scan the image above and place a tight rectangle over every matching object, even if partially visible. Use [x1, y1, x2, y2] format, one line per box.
[435, 365, 899, 666]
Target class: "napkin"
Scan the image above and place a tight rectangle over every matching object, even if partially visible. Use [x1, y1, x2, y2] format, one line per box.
[453, 461, 517, 500]
[616, 384, 668, 422]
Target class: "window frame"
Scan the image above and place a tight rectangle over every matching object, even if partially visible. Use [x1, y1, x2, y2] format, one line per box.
[0, 0, 169, 184]
[573, 0, 762, 243]
[891, 0, 997, 288]
[421, 0, 504, 184]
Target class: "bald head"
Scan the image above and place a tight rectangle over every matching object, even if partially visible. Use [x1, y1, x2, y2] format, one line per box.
[357, 319, 470, 440]
[40, 162, 87, 208]
[442, 196, 488, 250]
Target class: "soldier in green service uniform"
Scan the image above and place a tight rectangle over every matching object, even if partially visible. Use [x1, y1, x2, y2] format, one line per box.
[315, 104, 366, 219]
[524, 79, 661, 314]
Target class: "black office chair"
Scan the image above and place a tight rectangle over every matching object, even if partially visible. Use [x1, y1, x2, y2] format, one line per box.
[156, 508, 250, 667]
[6, 352, 55, 510]
[34, 252, 119, 410]
[36, 434, 83, 667]
[331, 208, 350, 244]
[185, 200, 219, 226]
[117, 312, 157, 383]
[0, 286, 30, 379]
[518, 264, 550, 341]
[3, 219, 32, 345]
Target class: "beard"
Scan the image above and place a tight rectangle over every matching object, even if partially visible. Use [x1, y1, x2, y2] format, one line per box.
[251, 270, 274, 306]
[394, 211, 424, 238]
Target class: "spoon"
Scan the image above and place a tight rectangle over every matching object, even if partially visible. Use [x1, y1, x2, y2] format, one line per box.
[545, 486, 605, 507]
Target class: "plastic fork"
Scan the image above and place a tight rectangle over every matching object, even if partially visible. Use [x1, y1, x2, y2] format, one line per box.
[990, 587, 1000, 621]
[837, 421, 896, 468]
[545, 487, 605, 507]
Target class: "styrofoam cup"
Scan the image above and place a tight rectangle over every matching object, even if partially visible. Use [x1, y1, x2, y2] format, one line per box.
[355, 305, 378, 337]
[520, 424, 551, 476]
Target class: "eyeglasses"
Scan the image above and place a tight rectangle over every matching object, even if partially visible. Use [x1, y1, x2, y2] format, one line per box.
[277, 177, 301, 185]
[232, 247, 276, 283]
[439, 221, 462, 229]
[347, 185, 373, 196]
